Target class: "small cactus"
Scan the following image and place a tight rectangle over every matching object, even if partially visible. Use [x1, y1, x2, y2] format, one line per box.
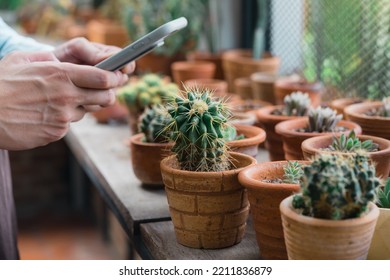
[292, 152, 380, 220]
[165, 87, 232, 172]
[306, 107, 342, 132]
[380, 97, 390, 117]
[117, 74, 179, 113]
[283, 92, 311, 116]
[377, 178, 390, 208]
[283, 161, 304, 184]
[139, 104, 172, 143]
[327, 130, 379, 152]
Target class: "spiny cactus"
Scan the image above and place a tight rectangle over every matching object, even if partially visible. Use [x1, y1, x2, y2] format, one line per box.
[139, 104, 172, 143]
[377, 178, 390, 208]
[165, 87, 232, 172]
[327, 130, 379, 152]
[283, 92, 311, 116]
[292, 152, 380, 220]
[117, 73, 179, 113]
[306, 107, 342, 132]
[283, 161, 304, 184]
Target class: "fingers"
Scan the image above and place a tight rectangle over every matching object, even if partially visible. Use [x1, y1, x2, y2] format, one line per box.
[76, 88, 116, 107]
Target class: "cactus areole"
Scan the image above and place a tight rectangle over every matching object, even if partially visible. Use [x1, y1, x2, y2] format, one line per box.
[166, 88, 232, 172]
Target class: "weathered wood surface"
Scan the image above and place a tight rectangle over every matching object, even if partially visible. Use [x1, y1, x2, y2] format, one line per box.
[140, 219, 260, 260]
[65, 114, 171, 237]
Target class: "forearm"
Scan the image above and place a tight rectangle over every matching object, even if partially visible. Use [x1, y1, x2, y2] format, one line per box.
[0, 18, 53, 58]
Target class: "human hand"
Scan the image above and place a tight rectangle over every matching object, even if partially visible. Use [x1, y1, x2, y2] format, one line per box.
[0, 51, 128, 150]
[53, 37, 136, 74]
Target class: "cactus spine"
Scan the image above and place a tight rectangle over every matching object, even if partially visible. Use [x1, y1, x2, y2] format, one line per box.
[307, 107, 342, 132]
[292, 152, 380, 220]
[139, 104, 172, 143]
[165, 88, 231, 172]
[283, 92, 311, 116]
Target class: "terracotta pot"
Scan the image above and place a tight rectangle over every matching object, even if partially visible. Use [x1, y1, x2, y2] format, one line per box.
[274, 76, 323, 107]
[368, 208, 390, 260]
[238, 161, 309, 259]
[250, 72, 278, 104]
[234, 77, 253, 100]
[344, 101, 390, 141]
[301, 134, 390, 178]
[86, 19, 129, 47]
[256, 106, 303, 161]
[280, 196, 379, 259]
[275, 118, 362, 160]
[330, 97, 365, 117]
[136, 52, 185, 77]
[171, 61, 216, 90]
[222, 49, 280, 92]
[229, 112, 257, 126]
[91, 101, 129, 124]
[183, 79, 228, 97]
[186, 51, 225, 80]
[227, 124, 266, 158]
[129, 134, 173, 186]
[229, 99, 272, 130]
[160, 152, 257, 249]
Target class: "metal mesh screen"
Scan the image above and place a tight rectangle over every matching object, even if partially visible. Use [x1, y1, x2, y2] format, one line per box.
[269, 0, 390, 100]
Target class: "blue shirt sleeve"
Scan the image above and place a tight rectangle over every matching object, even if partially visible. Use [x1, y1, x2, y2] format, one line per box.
[0, 17, 54, 58]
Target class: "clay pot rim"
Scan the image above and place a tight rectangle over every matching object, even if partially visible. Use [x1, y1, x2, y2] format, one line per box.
[229, 112, 257, 125]
[301, 134, 390, 157]
[222, 49, 280, 65]
[275, 118, 362, 138]
[330, 97, 365, 108]
[345, 101, 390, 121]
[256, 105, 304, 123]
[171, 60, 216, 70]
[280, 196, 379, 227]
[250, 72, 279, 83]
[228, 124, 266, 147]
[186, 50, 224, 60]
[129, 133, 173, 148]
[160, 151, 257, 177]
[275, 78, 323, 92]
[238, 160, 310, 191]
[230, 100, 273, 113]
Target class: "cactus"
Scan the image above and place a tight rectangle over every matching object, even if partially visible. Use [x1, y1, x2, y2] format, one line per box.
[292, 152, 381, 220]
[165, 87, 232, 172]
[283, 92, 311, 116]
[377, 178, 390, 208]
[327, 130, 379, 152]
[306, 107, 342, 132]
[283, 161, 304, 184]
[117, 74, 179, 113]
[139, 104, 172, 143]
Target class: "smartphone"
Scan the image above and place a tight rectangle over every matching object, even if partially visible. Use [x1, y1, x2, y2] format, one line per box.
[95, 17, 188, 71]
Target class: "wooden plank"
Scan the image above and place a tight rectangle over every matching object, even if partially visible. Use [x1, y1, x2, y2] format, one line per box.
[64, 114, 171, 236]
[139, 219, 260, 260]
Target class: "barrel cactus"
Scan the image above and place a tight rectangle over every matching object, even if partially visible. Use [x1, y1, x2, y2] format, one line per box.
[165, 88, 233, 172]
[306, 107, 342, 132]
[292, 152, 381, 220]
[139, 104, 172, 143]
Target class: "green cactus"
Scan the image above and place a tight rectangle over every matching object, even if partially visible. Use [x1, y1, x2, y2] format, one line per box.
[283, 92, 311, 116]
[117, 74, 179, 113]
[292, 152, 380, 220]
[283, 161, 304, 184]
[377, 178, 390, 208]
[306, 107, 342, 132]
[139, 104, 173, 143]
[165, 87, 232, 172]
[378, 97, 390, 117]
[327, 130, 379, 152]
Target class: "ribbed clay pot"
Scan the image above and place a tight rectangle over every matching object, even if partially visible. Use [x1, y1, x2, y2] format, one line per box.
[344, 101, 390, 141]
[229, 112, 257, 126]
[330, 97, 365, 117]
[274, 77, 323, 107]
[301, 134, 390, 178]
[186, 50, 225, 80]
[238, 161, 309, 259]
[234, 77, 253, 100]
[222, 49, 280, 92]
[368, 208, 390, 260]
[129, 133, 173, 186]
[171, 61, 216, 90]
[250, 72, 278, 104]
[280, 196, 379, 260]
[227, 124, 266, 158]
[256, 105, 303, 161]
[160, 152, 256, 249]
[275, 118, 362, 160]
[183, 78, 228, 97]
